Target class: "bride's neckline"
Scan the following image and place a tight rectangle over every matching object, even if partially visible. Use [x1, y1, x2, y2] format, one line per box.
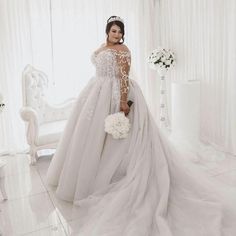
[94, 47, 130, 57]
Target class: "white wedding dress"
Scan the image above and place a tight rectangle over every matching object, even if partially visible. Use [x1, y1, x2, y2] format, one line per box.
[47, 47, 236, 236]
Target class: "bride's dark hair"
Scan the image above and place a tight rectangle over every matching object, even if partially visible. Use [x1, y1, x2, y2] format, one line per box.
[106, 16, 125, 44]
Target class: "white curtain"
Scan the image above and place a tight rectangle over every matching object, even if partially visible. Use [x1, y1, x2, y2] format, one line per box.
[1, 0, 235, 156]
[156, 0, 236, 155]
[0, 0, 32, 154]
[0, 0, 159, 154]
[199, 0, 236, 155]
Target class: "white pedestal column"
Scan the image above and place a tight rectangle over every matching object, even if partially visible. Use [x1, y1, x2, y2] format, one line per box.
[171, 81, 200, 145]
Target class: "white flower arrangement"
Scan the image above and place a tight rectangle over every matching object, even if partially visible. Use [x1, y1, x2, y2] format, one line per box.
[148, 47, 176, 76]
[104, 112, 131, 139]
[0, 93, 5, 112]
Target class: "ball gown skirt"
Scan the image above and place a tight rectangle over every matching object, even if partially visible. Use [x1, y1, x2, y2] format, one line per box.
[46, 49, 236, 236]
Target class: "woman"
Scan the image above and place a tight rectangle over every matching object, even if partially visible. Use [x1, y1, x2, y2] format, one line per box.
[47, 16, 236, 235]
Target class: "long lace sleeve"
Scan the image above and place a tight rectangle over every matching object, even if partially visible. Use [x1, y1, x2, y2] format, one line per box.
[115, 50, 131, 104]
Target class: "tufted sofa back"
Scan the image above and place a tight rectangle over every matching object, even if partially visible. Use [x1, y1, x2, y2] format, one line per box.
[22, 65, 49, 124]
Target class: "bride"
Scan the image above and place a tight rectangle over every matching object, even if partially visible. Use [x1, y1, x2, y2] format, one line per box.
[46, 16, 236, 236]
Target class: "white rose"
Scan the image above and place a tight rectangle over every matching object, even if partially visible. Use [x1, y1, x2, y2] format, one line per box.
[104, 112, 131, 139]
[165, 52, 171, 58]
[165, 60, 171, 65]
[161, 56, 166, 62]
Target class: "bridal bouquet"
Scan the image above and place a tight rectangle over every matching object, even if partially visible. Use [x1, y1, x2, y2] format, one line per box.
[104, 112, 131, 139]
[148, 47, 175, 76]
[0, 93, 5, 112]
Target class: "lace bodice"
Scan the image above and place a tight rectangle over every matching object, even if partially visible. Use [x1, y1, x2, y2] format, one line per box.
[91, 47, 131, 112]
[91, 48, 131, 79]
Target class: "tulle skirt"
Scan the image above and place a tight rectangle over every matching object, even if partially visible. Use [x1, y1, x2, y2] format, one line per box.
[47, 76, 236, 236]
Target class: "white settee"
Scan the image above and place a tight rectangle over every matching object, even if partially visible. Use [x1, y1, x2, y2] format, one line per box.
[20, 65, 76, 164]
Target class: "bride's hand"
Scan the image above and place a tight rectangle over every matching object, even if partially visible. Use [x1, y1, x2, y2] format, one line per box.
[120, 102, 130, 116]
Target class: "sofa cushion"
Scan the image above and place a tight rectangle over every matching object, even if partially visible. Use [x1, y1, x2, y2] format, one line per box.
[36, 120, 67, 146]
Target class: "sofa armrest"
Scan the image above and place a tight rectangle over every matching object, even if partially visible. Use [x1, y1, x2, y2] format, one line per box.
[20, 107, 39, 145]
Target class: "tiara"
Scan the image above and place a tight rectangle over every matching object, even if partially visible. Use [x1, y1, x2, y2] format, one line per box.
[107, 16, 124, 24]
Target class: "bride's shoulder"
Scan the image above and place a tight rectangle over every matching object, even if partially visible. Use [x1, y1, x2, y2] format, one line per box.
[93, 43, 130, 56]
[94, 43, 106, 53]
[99, 43, 106, 49]
[115, 44, 130, 52]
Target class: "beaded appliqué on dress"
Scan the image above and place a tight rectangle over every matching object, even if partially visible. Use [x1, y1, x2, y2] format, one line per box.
[91, 48, 131, 110]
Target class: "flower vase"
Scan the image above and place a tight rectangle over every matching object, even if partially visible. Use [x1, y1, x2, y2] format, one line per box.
[147, 47, 176, 129]
[159, 75, 170, 128]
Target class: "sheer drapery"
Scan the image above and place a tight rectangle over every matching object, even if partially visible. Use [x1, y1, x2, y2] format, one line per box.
[199, 0, 236, 155]
[0, 0, 31, 153]
[1, 0, 235, 155]
[156, 0, 236, 155]
[0, 0, 159, 153]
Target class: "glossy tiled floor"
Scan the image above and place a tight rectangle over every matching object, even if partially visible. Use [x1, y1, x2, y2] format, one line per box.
[0, 154, 84, 236]
[0, 149, 236, 235]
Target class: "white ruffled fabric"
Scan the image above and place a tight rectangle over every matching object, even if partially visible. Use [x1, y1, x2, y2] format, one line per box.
[46, 48, 236, 236]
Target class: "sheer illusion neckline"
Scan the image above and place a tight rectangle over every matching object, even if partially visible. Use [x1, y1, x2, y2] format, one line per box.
[94, 47, 130, 57]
